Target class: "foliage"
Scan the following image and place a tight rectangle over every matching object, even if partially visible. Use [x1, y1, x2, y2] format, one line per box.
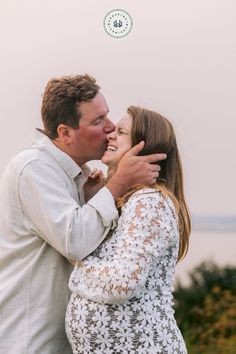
[174, 262, 236, 353]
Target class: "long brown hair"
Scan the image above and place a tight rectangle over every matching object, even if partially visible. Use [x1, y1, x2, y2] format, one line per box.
[117, 106, 191, 261]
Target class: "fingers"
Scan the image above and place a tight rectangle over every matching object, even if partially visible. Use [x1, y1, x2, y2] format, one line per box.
[142, 153, 167, 163]
[147, 165, 161, 182]
[123, 144, 167, 163]
[150, 165, 161, 172]
[150, 170, 160, 181]
[125, 141, 145, 157]
[89, 168, 99, 178]
[98, 170, 106, 183]
[88, 168, 105, 182]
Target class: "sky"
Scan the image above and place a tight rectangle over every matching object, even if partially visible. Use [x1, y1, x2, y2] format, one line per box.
[0, 0, 235, 221]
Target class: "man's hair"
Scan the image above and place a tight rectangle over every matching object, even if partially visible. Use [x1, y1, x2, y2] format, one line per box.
[118, 106, 191, 262]
[41, 74, 100, 139]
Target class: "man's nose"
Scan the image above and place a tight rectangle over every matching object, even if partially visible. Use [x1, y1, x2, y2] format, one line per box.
[104, 118, 115, 133]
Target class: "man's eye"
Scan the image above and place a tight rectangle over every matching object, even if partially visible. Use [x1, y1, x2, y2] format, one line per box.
[94, 117, 103, 125]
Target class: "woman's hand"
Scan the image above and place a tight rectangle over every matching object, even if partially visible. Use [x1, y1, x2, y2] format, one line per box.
[84, 168, 106, 202]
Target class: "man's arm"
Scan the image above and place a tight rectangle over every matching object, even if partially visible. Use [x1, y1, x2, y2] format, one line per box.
[18, 160, 118, 261]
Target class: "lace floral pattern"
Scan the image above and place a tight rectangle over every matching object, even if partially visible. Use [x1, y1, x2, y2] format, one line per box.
[65, 189, 187, 353]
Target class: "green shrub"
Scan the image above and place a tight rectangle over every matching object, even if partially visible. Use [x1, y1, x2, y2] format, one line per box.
[174, 262, 236, 353]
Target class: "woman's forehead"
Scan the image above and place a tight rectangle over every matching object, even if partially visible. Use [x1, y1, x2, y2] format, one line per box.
[116, 113, 132, 128]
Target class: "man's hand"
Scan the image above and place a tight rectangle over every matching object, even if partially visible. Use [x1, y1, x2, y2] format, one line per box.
[84, 168, 106, 202]
[106, 141, 167, 200]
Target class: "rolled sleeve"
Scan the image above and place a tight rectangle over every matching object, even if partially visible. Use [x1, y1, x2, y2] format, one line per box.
[88, 187, 118, 227]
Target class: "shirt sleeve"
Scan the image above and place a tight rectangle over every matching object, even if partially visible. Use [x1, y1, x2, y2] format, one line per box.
[69, 191, 178, 304]
[18, 160, 118, 261]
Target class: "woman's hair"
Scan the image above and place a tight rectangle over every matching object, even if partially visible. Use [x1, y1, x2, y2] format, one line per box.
[117, 106, 191, 262]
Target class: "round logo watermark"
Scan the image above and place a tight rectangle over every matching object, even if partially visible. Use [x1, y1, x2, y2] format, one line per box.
[103, 9, 133, 39]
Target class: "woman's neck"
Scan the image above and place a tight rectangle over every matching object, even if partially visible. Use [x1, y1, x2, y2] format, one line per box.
[106, 167, 116, 182]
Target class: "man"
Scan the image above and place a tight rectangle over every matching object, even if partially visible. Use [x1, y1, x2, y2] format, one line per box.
[0, 74, 166, 353]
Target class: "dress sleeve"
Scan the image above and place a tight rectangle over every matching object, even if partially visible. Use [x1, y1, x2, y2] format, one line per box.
[69, 191, 177, 304]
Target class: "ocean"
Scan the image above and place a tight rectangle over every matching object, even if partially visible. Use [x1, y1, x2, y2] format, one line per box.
[175, 230, 236, 286]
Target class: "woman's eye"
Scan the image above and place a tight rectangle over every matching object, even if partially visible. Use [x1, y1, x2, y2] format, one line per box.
[117, 130, 125, 135]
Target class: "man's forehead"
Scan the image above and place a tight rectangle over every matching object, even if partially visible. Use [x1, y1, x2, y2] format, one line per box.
[79, 93, 108, 113]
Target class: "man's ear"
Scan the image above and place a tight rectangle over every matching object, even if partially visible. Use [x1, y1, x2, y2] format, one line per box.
[56, 124, 73, 145]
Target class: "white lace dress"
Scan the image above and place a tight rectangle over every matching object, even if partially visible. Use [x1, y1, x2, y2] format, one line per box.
[65, 188, 187, 354]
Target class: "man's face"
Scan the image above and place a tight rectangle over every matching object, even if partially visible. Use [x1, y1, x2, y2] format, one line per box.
[70, 92, 115, 165]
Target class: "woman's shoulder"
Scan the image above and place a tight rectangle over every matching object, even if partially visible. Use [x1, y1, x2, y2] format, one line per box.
[128, 187, 166, 202]
[124, 187, 176, 215]
[125, 187, 164, 206]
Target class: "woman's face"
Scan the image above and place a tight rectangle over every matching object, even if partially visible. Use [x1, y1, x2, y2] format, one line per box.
[102, 113, 132, 168]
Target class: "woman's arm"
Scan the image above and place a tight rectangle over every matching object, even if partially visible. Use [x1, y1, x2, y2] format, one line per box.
[69, 190, 177, 304]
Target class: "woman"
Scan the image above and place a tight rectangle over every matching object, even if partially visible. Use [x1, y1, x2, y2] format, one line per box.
[65, 106, 191, 353]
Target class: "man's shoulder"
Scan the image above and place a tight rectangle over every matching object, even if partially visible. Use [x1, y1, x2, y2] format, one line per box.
[11, 146, 50, 174]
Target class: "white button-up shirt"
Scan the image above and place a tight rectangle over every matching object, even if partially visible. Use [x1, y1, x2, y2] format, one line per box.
[0, 130, 118, 354]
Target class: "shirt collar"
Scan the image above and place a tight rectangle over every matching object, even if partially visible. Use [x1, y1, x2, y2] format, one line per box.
[33, 129, 89, 180]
